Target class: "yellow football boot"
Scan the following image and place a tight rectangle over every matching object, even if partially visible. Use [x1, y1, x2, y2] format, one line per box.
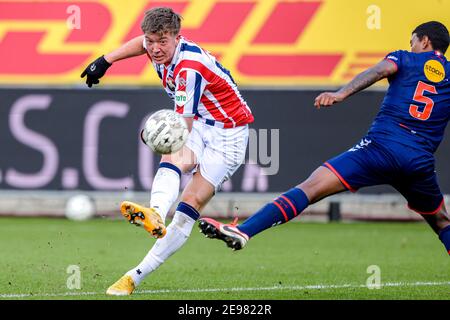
[106, 275, 135, 296]
[120, 201, 167, 239]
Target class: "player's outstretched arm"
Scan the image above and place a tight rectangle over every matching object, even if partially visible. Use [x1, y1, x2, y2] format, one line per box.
[103, 35, 147, 64]
[314, 59, 397, 108]
[81, 36, 146, 87]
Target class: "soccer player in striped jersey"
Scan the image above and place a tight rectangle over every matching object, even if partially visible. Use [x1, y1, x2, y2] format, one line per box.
[199, 21, 450, 257]
[81, 7, 253, 295]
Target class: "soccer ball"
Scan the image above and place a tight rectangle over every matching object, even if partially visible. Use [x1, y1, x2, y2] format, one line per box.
[142, 109, 189, 155]
[65, 194, 96, 221]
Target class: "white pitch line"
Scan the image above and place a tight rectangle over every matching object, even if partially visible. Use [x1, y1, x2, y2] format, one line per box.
[0, 281, 449, 299]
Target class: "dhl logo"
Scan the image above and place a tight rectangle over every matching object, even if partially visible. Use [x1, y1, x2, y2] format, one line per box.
[0, 0, 449, 86]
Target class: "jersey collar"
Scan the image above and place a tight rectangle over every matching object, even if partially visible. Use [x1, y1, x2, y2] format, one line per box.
[165, 37, 183, 69]
[434, 50, 447, 62]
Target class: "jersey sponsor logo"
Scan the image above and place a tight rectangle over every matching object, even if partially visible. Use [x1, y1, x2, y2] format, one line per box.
[1, 1, 449, 86]
[0, 0, 341, 85]
[178, 77, 187, 87]
[175, 91, 187, 107]
[424, 60, 445, 83]
[0, 1, 111, 77]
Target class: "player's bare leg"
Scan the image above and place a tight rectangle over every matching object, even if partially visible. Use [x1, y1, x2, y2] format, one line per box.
[297, 166, 347, 204]
[179, 170, 216, 212]
[420, 204, 450, 233]
[119, 145, 196, 239]
[200, 166, 346, 250]
[420, 203, 450, 254]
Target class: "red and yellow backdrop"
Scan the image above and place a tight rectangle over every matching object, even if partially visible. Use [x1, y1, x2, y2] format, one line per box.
[0, 0, 449, 86]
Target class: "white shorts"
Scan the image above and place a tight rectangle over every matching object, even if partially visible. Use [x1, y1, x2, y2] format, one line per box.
[185, 121, 249, 192]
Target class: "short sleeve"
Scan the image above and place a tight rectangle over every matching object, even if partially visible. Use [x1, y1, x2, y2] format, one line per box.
[384, 50, 406, 72]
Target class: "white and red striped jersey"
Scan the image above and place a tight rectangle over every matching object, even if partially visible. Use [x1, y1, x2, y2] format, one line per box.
[144, 36, 254, 128]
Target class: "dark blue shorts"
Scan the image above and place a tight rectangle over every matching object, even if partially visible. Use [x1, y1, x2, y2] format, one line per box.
[323, 136, 444, 214]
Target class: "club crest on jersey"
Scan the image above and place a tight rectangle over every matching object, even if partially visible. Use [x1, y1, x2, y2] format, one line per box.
[424, 60, 445, 83]
[166, 76, 176, 91]
[178, 77, 186, 87]
[175, 91, 187, 107]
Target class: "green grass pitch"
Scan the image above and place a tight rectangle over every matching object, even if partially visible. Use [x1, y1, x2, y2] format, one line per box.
[0, 217, 449, 300]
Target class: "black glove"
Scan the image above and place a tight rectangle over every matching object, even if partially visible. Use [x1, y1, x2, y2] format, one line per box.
[80, 55, 112, 87]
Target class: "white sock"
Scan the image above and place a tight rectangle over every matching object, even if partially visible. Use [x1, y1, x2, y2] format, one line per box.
[126, 208, 197, 286]
[150, 163, 181, 223]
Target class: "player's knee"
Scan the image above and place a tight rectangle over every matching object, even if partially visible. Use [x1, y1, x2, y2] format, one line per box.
[160, 147, 196, 173]
[297, 177, 326, 203]
[159, 157, 187, 174]
[435, 210, 450, 231]
[297, 166, 346, 203]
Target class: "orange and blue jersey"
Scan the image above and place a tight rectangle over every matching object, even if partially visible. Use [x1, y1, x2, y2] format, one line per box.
[324, 50, 449, 215]
[144, 36, 254, 129]
[368, 50, 450, 153]
[233, 50, 450, 253]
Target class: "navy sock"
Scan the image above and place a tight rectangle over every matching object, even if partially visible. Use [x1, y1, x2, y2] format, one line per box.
[176, 202, 200, 221]
[438, 225, 450, 255]
[237, 187, 309, 238]
[159, 162, 181, 177]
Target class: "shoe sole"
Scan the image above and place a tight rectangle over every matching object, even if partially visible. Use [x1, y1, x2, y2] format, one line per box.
[106, 289, 131, 296]
[198, 219, 243, 250]
[120, 201, 166, 239]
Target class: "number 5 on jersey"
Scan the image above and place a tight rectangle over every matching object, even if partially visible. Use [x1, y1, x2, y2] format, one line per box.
[409, 80, 437, 121]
